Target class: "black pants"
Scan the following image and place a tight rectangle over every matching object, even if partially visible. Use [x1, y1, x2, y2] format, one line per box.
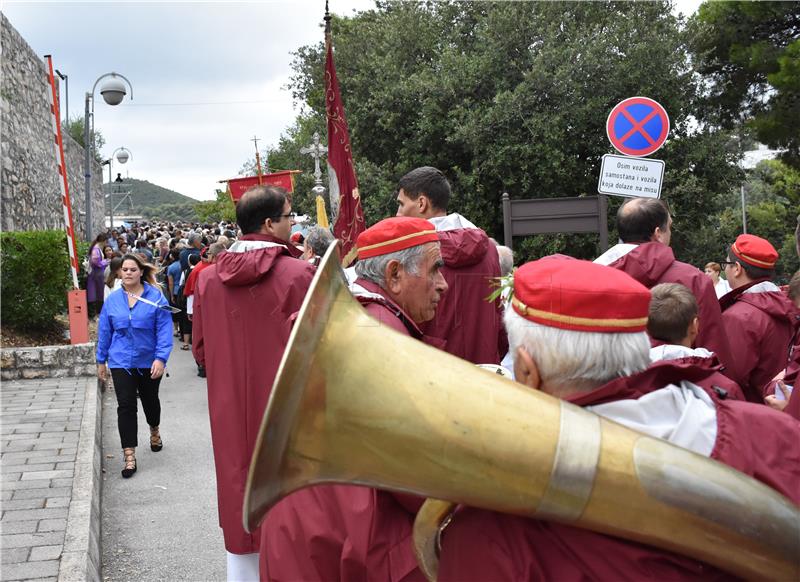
[110, 368, 162, 449]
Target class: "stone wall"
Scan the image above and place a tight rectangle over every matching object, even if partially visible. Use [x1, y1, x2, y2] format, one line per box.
[0, 343, 97, 381]
[0, 13, 104, 240]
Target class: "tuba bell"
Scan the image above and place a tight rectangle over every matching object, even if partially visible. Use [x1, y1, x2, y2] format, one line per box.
[243, 243, 799, 581]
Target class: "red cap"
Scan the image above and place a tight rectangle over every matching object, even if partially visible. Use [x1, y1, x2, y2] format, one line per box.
[731, 234, 778, 269]
[290, 231, 304, 244]
[512, 257, 651, 333]
[357, 217, 438, 260]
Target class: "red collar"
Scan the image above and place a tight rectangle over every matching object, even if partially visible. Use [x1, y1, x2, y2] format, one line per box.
[567, 359, 727, 407]
[719, 277, 772, 311]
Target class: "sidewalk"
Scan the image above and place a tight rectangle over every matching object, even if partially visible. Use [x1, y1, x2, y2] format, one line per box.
[1, 376, 102, 582]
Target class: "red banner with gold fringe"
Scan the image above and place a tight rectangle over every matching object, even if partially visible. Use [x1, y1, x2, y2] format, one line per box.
[224, 170, 301, 203]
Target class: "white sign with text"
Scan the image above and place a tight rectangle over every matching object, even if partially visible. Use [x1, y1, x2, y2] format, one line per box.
[597, 154, 664, 199]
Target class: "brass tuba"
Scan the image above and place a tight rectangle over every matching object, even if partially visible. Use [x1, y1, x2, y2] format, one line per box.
[243, 244, 799, 581]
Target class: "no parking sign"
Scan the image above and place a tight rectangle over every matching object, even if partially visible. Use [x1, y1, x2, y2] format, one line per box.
[599, 96, 669, 198]
[606, 97, 669, 157]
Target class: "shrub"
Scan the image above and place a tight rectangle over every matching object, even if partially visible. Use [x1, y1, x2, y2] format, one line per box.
[76, 240, 90, 289]
[1, 230, 71, 330]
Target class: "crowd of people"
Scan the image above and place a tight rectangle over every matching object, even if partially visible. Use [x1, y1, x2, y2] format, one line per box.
[92, 167, 799, 581]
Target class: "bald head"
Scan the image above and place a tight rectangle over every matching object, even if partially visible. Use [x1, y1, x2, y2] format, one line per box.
[617, 198, 671, 245]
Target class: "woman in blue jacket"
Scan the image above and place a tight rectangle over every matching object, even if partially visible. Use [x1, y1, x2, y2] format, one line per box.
[96, 254, 174, 478]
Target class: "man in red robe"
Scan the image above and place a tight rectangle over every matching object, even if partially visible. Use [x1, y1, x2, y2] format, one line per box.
[720, 234, 799, 402]
[261, 217, 447, 582]
[436, 257, 800, 580]
[192, 186, 315, 581]
[395, 166, 506, 364]
[595, 197, 732, 371]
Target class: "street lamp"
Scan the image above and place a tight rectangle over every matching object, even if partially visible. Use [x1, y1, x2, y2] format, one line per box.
[55, 69, 68, 123]
[84, 72, 133, 240]
[107, 147, 132, 229]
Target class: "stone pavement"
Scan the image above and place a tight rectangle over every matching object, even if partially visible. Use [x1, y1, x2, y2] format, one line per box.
[100, 340, 224, 581]
[1, 376, 101, 582]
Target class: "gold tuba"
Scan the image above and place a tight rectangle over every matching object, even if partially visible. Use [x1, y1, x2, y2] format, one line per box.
[243, 244, 799, 581]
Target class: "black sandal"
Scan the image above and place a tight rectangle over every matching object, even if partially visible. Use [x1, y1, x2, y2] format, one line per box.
[150, 426, 163, 452]
[122, 448, 137, 478]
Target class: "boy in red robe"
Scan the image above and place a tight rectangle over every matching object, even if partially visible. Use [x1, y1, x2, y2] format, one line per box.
[720, 234, 799, 402]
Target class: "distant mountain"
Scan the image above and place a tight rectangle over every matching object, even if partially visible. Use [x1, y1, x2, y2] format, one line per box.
[104, 178, 199, 221]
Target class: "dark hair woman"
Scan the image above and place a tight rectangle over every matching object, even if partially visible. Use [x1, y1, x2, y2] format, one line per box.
[104, 257, 123, 300]
[86, 232, 109, 317]
[96, 254, 173, 478]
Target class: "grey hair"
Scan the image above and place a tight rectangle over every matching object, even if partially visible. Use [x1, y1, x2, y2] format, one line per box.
[496, 245, 514, 277]
[504, 306, 650, 388]
[306, 226, 335, 258]
[355, 244, 426, 287]
[188, 232, 202, 245]
[207, 242, 226, 257]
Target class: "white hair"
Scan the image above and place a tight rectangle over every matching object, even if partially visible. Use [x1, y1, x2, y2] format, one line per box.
[504, 306, 650, 387]
[496, 245, 514, 277]
[354, 244, 426, 287]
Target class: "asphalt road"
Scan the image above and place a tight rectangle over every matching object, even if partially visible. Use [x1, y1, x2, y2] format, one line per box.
[101, 337, 226, 581]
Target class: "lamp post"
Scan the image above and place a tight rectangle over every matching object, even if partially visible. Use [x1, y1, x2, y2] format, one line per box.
[107, 147, 132, 229]
[84, 72, 133, 240]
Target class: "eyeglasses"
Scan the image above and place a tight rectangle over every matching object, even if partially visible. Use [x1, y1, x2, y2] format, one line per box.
[719, 261, 737, 268]
[272, 212, 297, 221]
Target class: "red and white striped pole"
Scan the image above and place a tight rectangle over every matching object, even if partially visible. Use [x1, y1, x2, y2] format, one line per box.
[45, 55, 89, 344]
[45, 55, 80, 289]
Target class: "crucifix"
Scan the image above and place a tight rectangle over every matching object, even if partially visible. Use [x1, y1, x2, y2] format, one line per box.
[301, 132, 336, 222]
[251, 135, 267, 183]
[300, 132, 328, 188]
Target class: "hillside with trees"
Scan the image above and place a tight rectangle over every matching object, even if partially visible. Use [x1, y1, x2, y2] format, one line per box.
[103, 177, 199, 222]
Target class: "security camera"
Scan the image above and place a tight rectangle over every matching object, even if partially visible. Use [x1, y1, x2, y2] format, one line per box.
[100, 78, 127, 106]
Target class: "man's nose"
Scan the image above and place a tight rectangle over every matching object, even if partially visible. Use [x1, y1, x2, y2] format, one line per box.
[436, 273, 448, 294]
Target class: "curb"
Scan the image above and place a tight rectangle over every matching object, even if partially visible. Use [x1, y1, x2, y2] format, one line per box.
[58, 378, 103, 582]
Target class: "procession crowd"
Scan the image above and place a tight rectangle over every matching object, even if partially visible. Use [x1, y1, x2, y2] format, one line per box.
[90, 166, 800, 581]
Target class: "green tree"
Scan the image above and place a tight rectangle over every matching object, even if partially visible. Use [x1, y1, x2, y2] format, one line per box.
[689, 1, 800, 167]
[195, 190, 236, 223]
[64, 117, 105, 163]
[715, 159, 800, 279]
[266, 0, 741, 265]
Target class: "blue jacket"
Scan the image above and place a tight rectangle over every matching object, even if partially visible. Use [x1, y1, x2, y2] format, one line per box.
[96, 283, 173, 369]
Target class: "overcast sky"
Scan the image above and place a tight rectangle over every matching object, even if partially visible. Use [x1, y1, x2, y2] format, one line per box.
[3, 0, 702, 202]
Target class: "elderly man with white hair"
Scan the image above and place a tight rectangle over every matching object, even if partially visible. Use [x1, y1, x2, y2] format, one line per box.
[436, 256, 800, 580]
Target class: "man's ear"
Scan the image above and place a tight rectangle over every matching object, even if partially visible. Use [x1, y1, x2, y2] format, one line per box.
[417, 194, 430, 215]
[652, 226, 665, 244]
[514, 346, 541, 390]
[384, 260, 403, 294]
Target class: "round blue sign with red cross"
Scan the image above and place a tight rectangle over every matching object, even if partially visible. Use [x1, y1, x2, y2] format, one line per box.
[606, 97, 670, 157]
